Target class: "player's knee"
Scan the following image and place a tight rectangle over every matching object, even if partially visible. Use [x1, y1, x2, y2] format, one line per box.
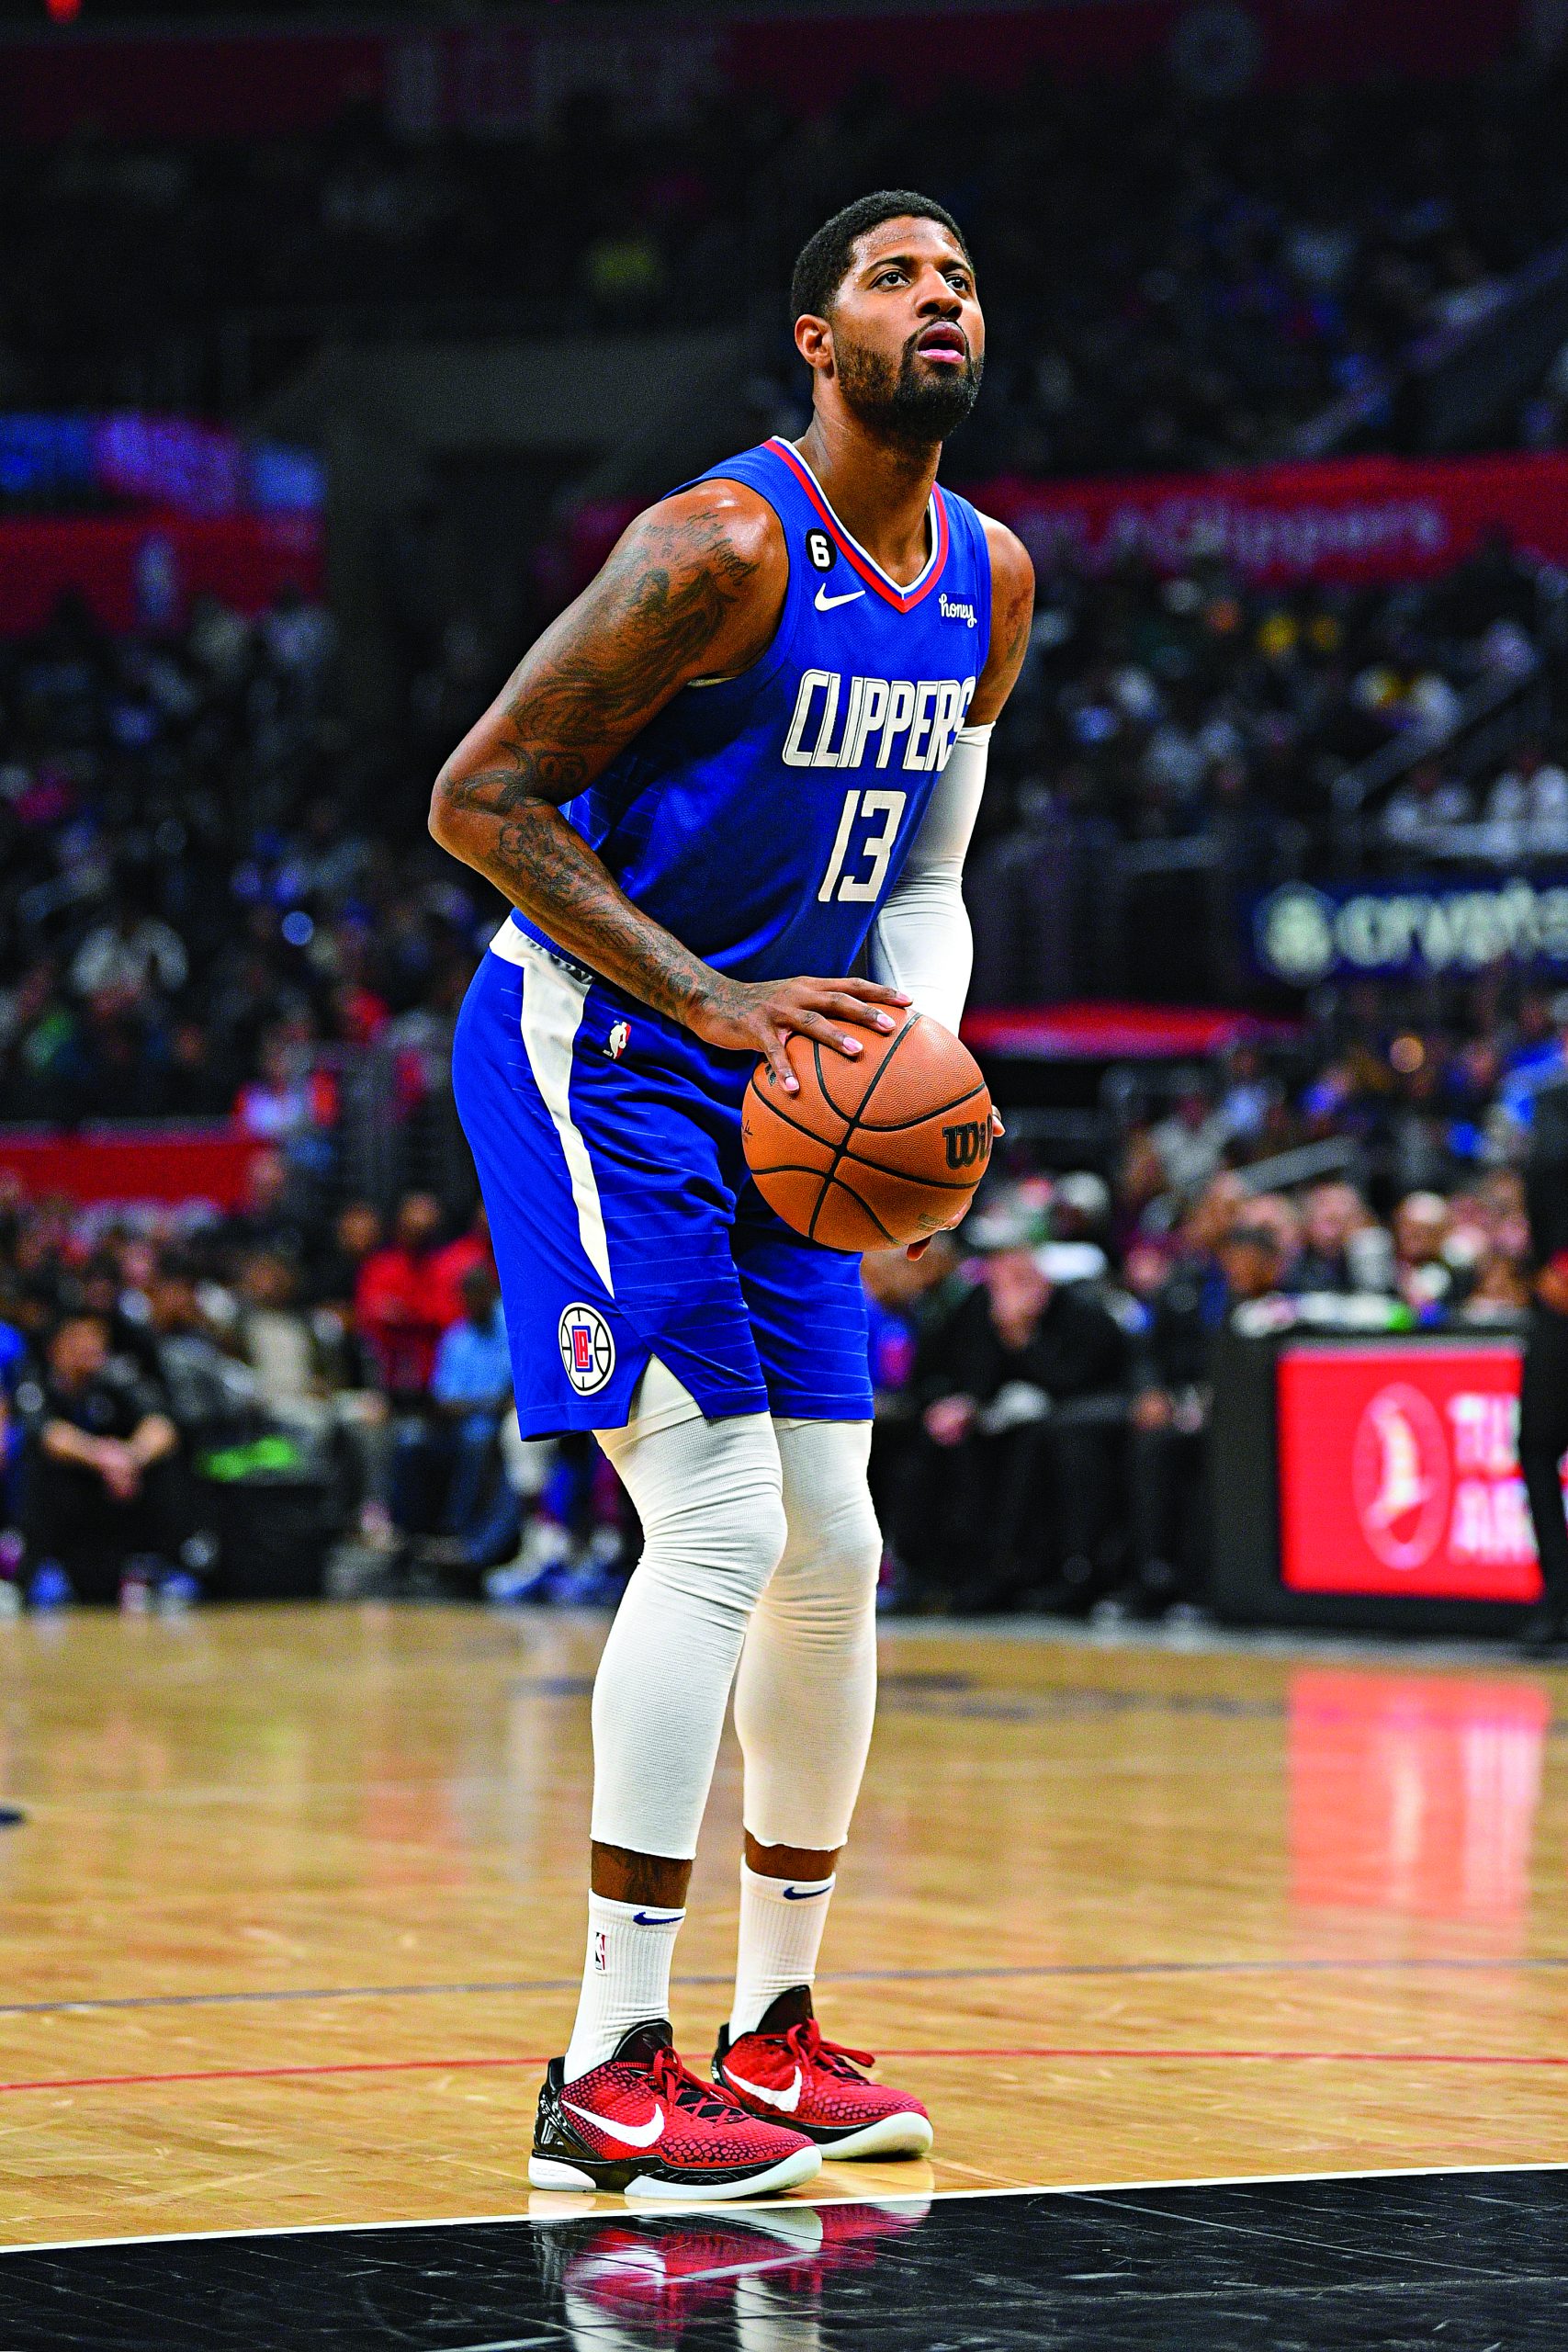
[730, 1487, 792, 1595]
[644, 1484, 789, 1612]
[773, 1501, 883, 1623]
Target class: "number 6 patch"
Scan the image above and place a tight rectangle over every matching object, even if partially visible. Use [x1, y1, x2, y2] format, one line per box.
[807, 528, 835, 572]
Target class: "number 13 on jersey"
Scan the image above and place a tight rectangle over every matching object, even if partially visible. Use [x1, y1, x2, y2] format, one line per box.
[817, 787, 907, 903]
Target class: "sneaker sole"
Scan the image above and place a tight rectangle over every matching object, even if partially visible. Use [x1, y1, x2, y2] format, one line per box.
[807, 2110, 934, 2159]
[529, 2142, 822, 2201]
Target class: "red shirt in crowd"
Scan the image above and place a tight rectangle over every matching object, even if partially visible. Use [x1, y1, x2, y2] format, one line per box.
[355, 1245, 448, 1396]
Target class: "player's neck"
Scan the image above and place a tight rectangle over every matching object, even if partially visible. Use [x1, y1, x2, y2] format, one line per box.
[795, 413, 939, 587]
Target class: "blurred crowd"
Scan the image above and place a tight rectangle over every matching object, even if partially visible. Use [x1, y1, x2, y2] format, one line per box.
[0, 977, 1560, 1619]
[865, 983, 1565, 1619]
[0, 585, 483, 1131]
[752, 67, 1568, 475]
[0, 94, 774, 418]
[0, 1147, 628, 1612]
[966, 525, 1568, 1002]
[16, 62, 1568, 469]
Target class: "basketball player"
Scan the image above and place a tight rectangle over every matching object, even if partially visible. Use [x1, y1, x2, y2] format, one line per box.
[431, 190, 1033, 2199]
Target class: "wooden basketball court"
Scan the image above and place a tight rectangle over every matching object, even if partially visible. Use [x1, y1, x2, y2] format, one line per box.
[3, 1604, 1566, 2251]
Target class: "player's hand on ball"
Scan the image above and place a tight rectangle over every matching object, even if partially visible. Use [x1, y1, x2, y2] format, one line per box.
[689, 973, 910, 1093]
[905, 1108, 1005, 1257]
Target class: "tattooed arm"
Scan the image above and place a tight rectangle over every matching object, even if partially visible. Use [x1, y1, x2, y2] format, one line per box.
[971, 516, 1035, 724]
[429, 480, 905, 1091]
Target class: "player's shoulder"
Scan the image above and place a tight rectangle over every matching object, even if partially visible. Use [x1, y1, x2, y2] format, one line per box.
[972, 508, 1034, 605]
[620, 475, 786, 588]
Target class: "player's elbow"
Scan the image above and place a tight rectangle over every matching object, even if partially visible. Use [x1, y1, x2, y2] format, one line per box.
[428, 763, 461, 850]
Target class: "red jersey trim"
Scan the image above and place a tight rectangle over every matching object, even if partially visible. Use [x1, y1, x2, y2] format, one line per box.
[766, 438, 950, 612]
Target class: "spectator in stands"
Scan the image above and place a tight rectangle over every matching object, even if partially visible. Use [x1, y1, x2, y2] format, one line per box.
[213, 1149, 311, 1274]
[146, 1261, 254, 1448]
[355, 1191, 449, 1404]
[1150, 1080, 1228, 1199]
[1391, 1191, 1472, 1320]
[19, 1311, 183, 1603]
[862, 1236, 964, 1571]
[1485, 740, 1568, 855]
[1292, 1181, 1387, 1294]
[68, 892, 187, 1006]
[1382, 760, 1472, 853]
[428, 1203, 494, 1329]
[902, 1217, 1130, 1612]
[421, 1264, 513, 1557]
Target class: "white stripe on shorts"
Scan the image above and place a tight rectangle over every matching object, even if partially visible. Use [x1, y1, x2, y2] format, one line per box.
[504, 930, 615, 1295]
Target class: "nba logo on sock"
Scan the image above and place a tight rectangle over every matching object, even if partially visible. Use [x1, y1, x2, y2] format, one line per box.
[558, 1301, 615, 1396]
[592, 1930, 607, 1973]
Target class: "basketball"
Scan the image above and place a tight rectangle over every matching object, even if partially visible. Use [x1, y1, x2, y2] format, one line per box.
[742, 1013, 993, 1250]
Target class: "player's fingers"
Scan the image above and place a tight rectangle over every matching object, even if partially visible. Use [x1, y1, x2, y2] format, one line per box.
[833, 978, 910, 1006]
[991, 1108, 1006, 1136]
[813, 989, 900, 1032]
[790, 1008, 865, 1058]
[759, 1023, 800, 1092]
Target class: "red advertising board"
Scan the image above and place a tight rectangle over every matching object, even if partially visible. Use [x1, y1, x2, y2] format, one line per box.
[973, 451, 1568, 588]
[0, 514, 323, 638]
[0, 1129, 262, 1210]
[1276, 1341, 1556, 1604]
[571, 452, 1568, 607]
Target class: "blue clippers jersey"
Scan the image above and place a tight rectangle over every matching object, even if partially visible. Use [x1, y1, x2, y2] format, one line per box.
[506, 436, 993, 982]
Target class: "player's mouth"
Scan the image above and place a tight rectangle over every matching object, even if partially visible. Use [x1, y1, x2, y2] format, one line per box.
[913, 324, 969, 367]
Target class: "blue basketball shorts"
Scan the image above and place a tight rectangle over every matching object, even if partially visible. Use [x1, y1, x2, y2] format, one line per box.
[451, 925, 874, 1439]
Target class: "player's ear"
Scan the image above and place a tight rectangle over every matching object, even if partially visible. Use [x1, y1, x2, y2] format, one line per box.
[795, 313, 835, 379]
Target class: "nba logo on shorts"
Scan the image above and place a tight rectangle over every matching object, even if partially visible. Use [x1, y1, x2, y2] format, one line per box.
[558, 1301, 615, 1396]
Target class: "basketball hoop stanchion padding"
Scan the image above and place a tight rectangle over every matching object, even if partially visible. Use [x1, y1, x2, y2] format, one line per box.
[1208, 1326, 1542, 1637]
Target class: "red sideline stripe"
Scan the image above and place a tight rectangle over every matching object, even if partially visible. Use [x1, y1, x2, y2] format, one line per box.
[6, 2045, 1568, 2095]
[768, 438, 949, 612]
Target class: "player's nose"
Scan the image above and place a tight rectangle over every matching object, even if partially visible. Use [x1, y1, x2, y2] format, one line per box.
[916, 280, 964, 317]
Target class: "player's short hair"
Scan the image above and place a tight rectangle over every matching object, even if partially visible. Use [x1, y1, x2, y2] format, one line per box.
[790, 190, 971, 322]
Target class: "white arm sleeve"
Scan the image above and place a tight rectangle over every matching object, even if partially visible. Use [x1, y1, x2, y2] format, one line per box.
[867, 722, 992, 1036]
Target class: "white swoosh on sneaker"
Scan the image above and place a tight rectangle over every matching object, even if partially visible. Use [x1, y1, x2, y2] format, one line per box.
[563, 2098, 665, 2148]
[724, 2064, 804, 2113]
[815, 584, 864, 611]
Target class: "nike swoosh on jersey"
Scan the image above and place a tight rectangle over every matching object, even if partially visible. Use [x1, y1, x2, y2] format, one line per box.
[724, 2064, 804, 2113]
[815, 583, 865, 611]
[562, 2097, 666, 2148]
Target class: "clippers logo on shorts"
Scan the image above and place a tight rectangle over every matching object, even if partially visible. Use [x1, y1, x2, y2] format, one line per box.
[558, 1301, 615, 1396]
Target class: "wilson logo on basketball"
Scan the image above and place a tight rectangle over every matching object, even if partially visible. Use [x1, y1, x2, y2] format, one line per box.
[942, 1117, 990, 1171]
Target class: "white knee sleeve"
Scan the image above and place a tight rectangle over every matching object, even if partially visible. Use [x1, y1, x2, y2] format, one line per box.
[734, 1419, 882, 1852]
[591, 1363, 786, 1858]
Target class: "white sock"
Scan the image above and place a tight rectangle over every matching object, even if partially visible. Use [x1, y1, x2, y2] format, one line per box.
[729, 1862, 836, 2041]
[562, 1893, 684, 2082]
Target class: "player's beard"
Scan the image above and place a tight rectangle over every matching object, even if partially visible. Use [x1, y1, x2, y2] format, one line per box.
[835, 328, 984, 447]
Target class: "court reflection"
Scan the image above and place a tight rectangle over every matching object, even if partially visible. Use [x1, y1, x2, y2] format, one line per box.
[1289, 1668, 1551, 1930]
[531, 2196, 930, 2350]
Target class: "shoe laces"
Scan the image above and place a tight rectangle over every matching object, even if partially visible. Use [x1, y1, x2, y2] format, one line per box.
[647, 2041, 747, 2121]
[783, 2018, 875, 2077]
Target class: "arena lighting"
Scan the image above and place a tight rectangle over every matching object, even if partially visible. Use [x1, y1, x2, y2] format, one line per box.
[46, 0, 82, 20]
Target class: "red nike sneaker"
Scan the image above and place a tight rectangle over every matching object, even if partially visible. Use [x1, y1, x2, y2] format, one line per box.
[529, 2018, 822, 2201]
[712, 1992, 933, 2158]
